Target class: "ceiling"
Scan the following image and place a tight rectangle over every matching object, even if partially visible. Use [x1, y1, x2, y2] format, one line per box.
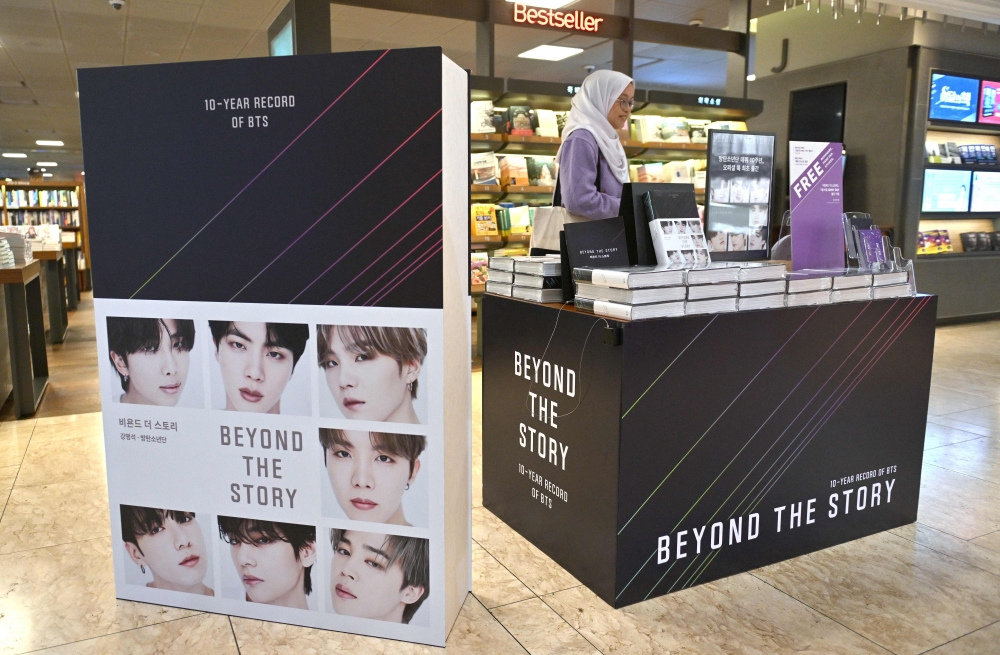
[0, 0, 996, 181]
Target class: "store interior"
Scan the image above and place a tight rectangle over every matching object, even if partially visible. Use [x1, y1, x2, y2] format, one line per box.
[1, 0, 1000, 653]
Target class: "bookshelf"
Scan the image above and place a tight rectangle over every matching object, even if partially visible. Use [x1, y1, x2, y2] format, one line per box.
[1, 181, 91, 292]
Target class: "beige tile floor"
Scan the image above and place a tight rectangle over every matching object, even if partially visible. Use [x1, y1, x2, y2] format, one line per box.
[0, 302, 998, 654]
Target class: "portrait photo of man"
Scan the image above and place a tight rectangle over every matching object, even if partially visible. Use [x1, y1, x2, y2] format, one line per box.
[106, 317, 202, 407]
[120, 505, 213, 596]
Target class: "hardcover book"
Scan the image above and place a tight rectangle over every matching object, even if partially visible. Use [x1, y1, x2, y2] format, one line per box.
[511, 286, 563, 303]
[513, 273, 562, 289]
[831, 287, 873, 303]
[786, 272, 833, 293]
[498, 155, 529, 186]
[786, 289, 832, 306]
[471, 100, 496, 133]
[505, 106, 535, 136]
[738, 294, 786, 311]
[684, 297, 738, 315]
[487, 269, 514, 284]
[486, 281, 513, 296]
[649, 218, 711, 268]
[739, 279, 786, 297]
[513, 256, 561, 276]
[574, 296, 685, 320]
[687, 282, 739, 300]
[686, 262, 741, 285]
[471, 203, 499, 238]
[872, 271, 909, 286]
[575, 282, 687, 305]
[572, 265, 687, 289]
[873, 284, 913, 299]
[471, 152, 499, 185]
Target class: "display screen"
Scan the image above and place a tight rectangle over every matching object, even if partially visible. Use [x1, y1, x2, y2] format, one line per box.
[789, 83, 847, 143]
[971, 171, 1000, 212]
[929, 73, 979, 122]
[979, 80, 1000, 124]
[922, 169, 971, 213]
[269, 19, 293, 56]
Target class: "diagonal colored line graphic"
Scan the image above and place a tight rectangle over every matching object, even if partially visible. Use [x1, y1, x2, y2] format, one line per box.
[621, 315, 717, 420]
[326, 205, 442, 305]
[364, 240, 443, 306]
[342, 223, 443, 305]
[130, 49, 390, 300]
[289, 170, 441, 303]
[618, 308, 818, 537]
[616, 551, 663, 600]
[229, 108, 443, 302]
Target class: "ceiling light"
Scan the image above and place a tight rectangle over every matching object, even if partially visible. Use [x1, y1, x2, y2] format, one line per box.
[518, 45, 584, 61]
[2, 153, 26, 158]
[42, 173, 53, 177]
[505, 0, 575, 8]
[40, 168, 46, 172]
[36, 140, 63, 146]
[4, 178, 11, 182]
[36, 162, 57, 166]
[747, 74, 757, 81]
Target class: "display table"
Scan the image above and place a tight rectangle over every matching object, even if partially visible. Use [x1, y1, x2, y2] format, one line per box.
[61, 235, 80, 310]
[482, 293, 936, 607]
[0, 261, 49, 417]
[34, 248, 68, 343]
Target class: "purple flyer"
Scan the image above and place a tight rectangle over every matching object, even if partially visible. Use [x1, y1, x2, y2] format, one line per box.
[857, 228, 887, 267]
[790, 141, 844, 270]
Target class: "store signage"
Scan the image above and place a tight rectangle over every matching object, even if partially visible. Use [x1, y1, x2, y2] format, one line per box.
[698, 96, 722, 106]
[77, 47, 470, 647]
[512, 3, 604, 32]
[789, 141, 844, 270]
[929, 72, 979, 123]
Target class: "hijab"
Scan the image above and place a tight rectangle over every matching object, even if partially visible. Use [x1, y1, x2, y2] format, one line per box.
[557, 69, 633, 185]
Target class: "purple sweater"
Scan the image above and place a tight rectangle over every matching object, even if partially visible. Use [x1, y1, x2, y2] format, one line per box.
[557, 129, 624, 220]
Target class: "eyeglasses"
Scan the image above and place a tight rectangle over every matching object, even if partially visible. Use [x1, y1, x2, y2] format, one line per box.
[616, 97, 636, 111]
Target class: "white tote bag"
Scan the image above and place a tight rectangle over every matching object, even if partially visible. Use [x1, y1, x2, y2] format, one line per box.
[529, 155, 603, 252]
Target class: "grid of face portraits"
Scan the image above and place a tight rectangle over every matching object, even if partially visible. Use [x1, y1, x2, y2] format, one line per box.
[655, 218, 712, 267]
[106, 318, 433, 626]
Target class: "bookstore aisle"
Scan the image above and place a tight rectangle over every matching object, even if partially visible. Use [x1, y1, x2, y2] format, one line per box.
[0, 315, 997, 653]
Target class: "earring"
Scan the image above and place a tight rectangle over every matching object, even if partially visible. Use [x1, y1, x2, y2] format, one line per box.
[406, 382, 412, 392]
[405, 483, 410, 491]
[124, 375, 129, 384]
[140, 564, 145, 574]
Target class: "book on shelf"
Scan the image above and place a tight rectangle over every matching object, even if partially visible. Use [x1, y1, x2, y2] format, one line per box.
[685, 297, 738, 315]
[786, 272, 833, 293]
[960, 232, 997, 252]
[497, 206, 532, 239]
[992, 232, 1000, 250]
[487, 269, 514, 284]
[572, 265, 687, 289]
[0, 231, 32, 264]
[471, 100, 496, 134]
[526, 157, 556, 187]
[0, 239, 15, 269]
[471, 152, 499, 185]
[470, 253, 488, 286]
[687, 282, 739, 300]
[471, 203, 500, 239]
[513, 256, 561, 276]
[505, 106, 535, 136]
[786, 290, 832, 307]
[737, 261, 786, 282]
[872, 271, 909, 286]
[512, 286, 563, 303]
[498, 155, 529, 186]
[738, 294, 786, 311]
[514, 273, 561, 289]
[739, 279, 787, 297]
[488, 256, 516, 272]
[873, 284, 914, 300]
[575, 282, 686, 305]
[486, 281, 513, 296]
[534, 110, 560, 138]
[574, 296, 685, 320]
[831, 287, 873, 303]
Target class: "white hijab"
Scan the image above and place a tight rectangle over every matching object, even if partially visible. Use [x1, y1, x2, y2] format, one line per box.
[557, 69, 633, 185]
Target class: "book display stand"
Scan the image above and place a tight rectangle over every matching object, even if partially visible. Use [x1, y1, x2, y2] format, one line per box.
[79, 47, 470, 647]
[482, 292, 936, 607]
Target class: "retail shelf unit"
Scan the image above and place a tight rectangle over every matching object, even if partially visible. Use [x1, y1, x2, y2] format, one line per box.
[468, 76, 763, 256]
[1, 181, 91, 292]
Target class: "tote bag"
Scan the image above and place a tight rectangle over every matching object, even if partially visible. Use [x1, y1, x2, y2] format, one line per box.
[529, 153, 603, 252]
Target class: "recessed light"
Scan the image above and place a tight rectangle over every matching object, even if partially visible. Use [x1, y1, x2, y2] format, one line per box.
[42, 173, 53, 177]
[2, 153, 27, 158]
[36, 162, 57, 166]
[505, 0, 575, 8]
[36, 140, 64, 147]
[746, 74, 757, 81]
[518, 45, 584, 61]
[40, 168, 46, 172]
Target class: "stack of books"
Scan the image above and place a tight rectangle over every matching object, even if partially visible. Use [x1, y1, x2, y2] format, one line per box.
[0, 232, 32, 264]
[574, 265, 687, 320]
[0, 239, 15, 269]
[488, 255, 563, 303]
[872, 270, 913, 299]
[685, 263, 740, 315]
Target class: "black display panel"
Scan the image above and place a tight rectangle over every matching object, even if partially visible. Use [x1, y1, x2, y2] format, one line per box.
[789, 83, 847, 143]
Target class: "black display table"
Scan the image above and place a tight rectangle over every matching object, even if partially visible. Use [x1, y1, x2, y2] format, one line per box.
[35, 248, 68, 344]
[483, 293, 936, 608]
[0, 261, 49, 417]
[64, 244, 80, 310]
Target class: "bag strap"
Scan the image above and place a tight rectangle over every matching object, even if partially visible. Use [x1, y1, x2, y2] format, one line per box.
[554, 146, 602, 208]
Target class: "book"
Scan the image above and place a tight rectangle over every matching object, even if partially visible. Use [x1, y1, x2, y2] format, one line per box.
[471, 100, 496, 133]
[960, 232, 981, 252]
[685, 297, 738, 315]
[487, 269, 514, 284]
[856, 229, 887, 267]
[649, 218, 711, 268]
[642, 189, 700, 221]
[512, 286, 563, 303]
[636, 162, 665, 183]
[575, 282, 687, 305]
[740, 279, 786, 297]
[687, 262, 741, 285]
[505, 106, 535, 136]
[872, 271, 909, 286]
[574, 296, 685, 320]
[527, 157, 556, 187]
[514, 273, 561, 289]
[573, 265, 687, 289]
[873, 284, 913, 299]
[786, 273, 833, 293]
[689, 120, 710, 143]
[992, 232, 1000, 250]
[687, 282, 739, 300]
[786, 290, 832, 307]
[738, 294, 786, 311]
[513, 256, 561, 276]
[470, 253, 489, 286]
[471, 203, 500, 239]
[979, 232, 994, 251]
[486, 281, 512, 296]
[500, 206, 532, 238]
[498, 155, 529, 186]
[489, 256, 516, 272]
[471, 152, 499, 185]
[737, 261, 786, 282]
[831, 287, 873, 303]
[534, 110, 559, 138]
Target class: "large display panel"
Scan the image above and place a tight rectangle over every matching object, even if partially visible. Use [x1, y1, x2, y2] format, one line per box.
[929, 72, 979, 123]
[921, 169, 972, 213]
[970, 171, 1000, 212]
[979, 80, 1000, 124]
[789, 141, 844, 270]
[78, 47, 471, 647]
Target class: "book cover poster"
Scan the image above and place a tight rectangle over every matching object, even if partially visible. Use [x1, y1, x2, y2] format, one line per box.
[790, 141, 844, 271]
[704, 131, 774, 261]
[78, 48, 468, 646]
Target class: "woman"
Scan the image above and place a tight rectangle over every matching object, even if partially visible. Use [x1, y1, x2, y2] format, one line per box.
[531, 70, 634, 255]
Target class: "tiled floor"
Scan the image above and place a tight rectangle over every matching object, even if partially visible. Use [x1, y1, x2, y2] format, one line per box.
[0, 298, 998, 653]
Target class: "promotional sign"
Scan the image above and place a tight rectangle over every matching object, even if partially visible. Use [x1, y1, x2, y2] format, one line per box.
[971, 171, 1000, 212]
[78, 48, 470, 647]
[483, 294, 936, 607]
[704, 131, 775, 261]
[979, 80, 1000, 124]
[921, 169, 971, 213]
[929, 72, 979, 123]
[789, 141, 844, 270]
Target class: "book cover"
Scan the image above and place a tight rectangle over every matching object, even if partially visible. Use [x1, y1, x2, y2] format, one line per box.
[960, 232, 981, 252]
[642, 189, 700, 222]
[471, 152, 499, 185]
[471, 100, 496, 133]
[506, 106, 535, 136]
[526, 157, 556, 187]
[648, 218, 711, 268]
[471, 203, 499, 238]
[977, 232, 993, 251]
[991, 232, 1000, 250]
[498, 155, 529, 186]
